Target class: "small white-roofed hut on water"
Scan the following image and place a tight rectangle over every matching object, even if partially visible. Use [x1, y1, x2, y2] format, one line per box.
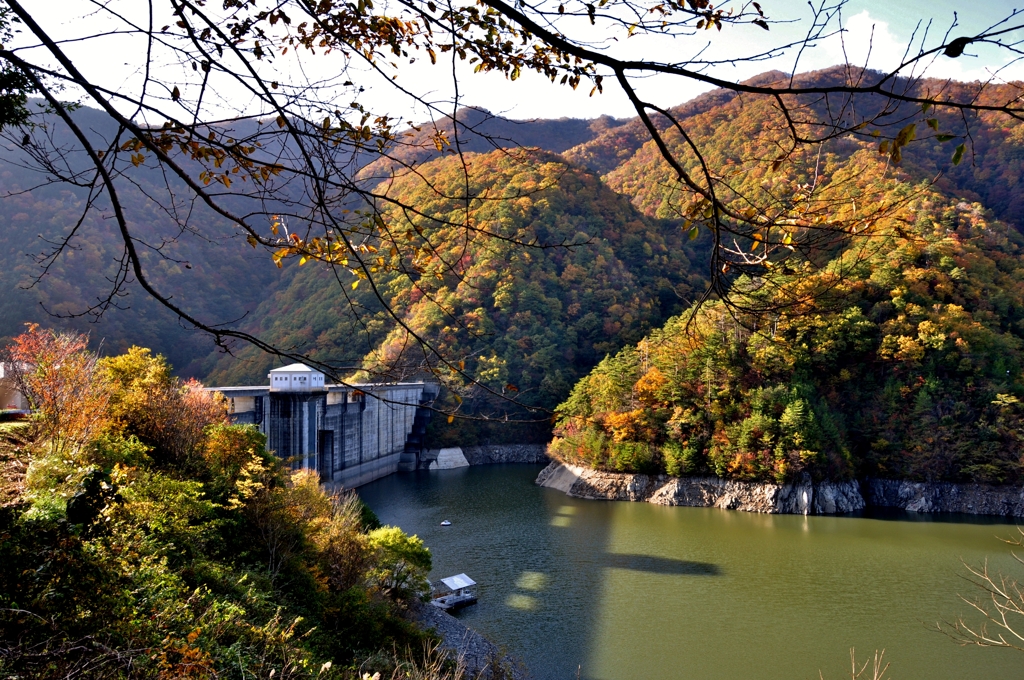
[430, 573, 478, 611]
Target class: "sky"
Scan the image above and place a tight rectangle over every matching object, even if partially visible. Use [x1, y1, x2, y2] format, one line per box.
[19, 1, 1024, 124]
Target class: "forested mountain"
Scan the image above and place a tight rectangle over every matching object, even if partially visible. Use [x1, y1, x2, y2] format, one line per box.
[545, 67, 1024, 483]
[0, 102, 641, 388]
[553, 153, 1024, 484]
[202, 149, 702, 434]
[357, 105, 627, 182]
[6, 67, 1024, 462]
[561, 71, 786, 176]
[0, 105, 293, 374]
[603, 67, 1024, 229]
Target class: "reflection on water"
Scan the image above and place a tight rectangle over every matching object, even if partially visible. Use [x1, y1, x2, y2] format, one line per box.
[358, 465, 1022, 680]
[516, 572, 549, 591]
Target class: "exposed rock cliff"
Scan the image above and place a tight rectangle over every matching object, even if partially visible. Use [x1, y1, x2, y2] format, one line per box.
[535, 462, 865, 515]
[865, 478, 1024, 516]
[537, 463, 1024, 517]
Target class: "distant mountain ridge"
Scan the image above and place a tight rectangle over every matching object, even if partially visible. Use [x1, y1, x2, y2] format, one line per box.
[4, 67, 1024, 456]
[355, 105, 628, 183]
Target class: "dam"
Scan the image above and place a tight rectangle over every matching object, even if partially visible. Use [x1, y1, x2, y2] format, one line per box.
[207, 363, 438, 487]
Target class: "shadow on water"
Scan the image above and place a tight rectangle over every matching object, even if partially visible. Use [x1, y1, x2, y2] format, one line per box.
[358, 464, 611, 680]
[600, 553, 721, 576]
[360, 465, 1024, 680]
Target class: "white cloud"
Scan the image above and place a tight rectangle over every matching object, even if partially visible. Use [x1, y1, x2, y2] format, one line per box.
[821, 11, 908, 72]
[810, 10, 1024, 85]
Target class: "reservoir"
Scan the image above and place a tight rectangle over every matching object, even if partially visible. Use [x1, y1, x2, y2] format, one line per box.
[359, 464, 1023, 680]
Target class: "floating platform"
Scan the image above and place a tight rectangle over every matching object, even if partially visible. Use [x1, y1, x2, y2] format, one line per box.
[429, 573, 477, 612]
[429, 591, 478, 611]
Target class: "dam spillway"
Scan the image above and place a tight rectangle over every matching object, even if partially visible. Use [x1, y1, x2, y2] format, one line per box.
[207, 363, 438, 488]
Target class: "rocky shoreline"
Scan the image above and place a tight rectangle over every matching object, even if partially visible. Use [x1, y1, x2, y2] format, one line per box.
[412, 603, 527, 679]
[864, 478, 1024, 516]
[536, 461, 1024, 518]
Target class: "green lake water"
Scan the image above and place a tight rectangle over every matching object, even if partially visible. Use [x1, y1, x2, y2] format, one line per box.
[358, 464, 1023, 680]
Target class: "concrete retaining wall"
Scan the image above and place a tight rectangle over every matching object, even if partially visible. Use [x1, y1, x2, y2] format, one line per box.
[422, 444, 549, 467]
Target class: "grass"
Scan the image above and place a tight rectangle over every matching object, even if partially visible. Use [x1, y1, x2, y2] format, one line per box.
[0, 422, 28, 434]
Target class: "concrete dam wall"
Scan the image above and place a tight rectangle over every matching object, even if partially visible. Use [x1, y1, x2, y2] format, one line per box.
[209, 364, 437, 488]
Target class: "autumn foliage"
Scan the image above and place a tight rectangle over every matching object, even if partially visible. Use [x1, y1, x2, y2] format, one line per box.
[553, 160, 1024, 484]
[3, 324, 110, 456]
[0, 333, 437, 679]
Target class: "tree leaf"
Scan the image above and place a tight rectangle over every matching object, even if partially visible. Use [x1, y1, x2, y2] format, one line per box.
[944, 36, 972, 58]
[895, 122, 917, 145]
[952, 143, 966, 165]
[927, 118, 939, 131]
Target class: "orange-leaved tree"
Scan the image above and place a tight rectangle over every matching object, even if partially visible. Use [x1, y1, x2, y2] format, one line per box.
[3, 324, 110, 457]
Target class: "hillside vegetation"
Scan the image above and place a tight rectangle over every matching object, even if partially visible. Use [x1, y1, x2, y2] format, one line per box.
[204, 149, 704, 442]
[0, 328, 452, 679]
[552, 154, 1024, 484]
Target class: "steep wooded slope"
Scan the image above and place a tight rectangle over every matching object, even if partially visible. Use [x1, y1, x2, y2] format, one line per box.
[0, 105, 287, 374]
[553, 153, 1024, 484]
[204, 149, 703, 418]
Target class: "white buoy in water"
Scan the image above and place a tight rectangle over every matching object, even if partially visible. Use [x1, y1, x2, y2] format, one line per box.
[440, 520, 452, 526]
